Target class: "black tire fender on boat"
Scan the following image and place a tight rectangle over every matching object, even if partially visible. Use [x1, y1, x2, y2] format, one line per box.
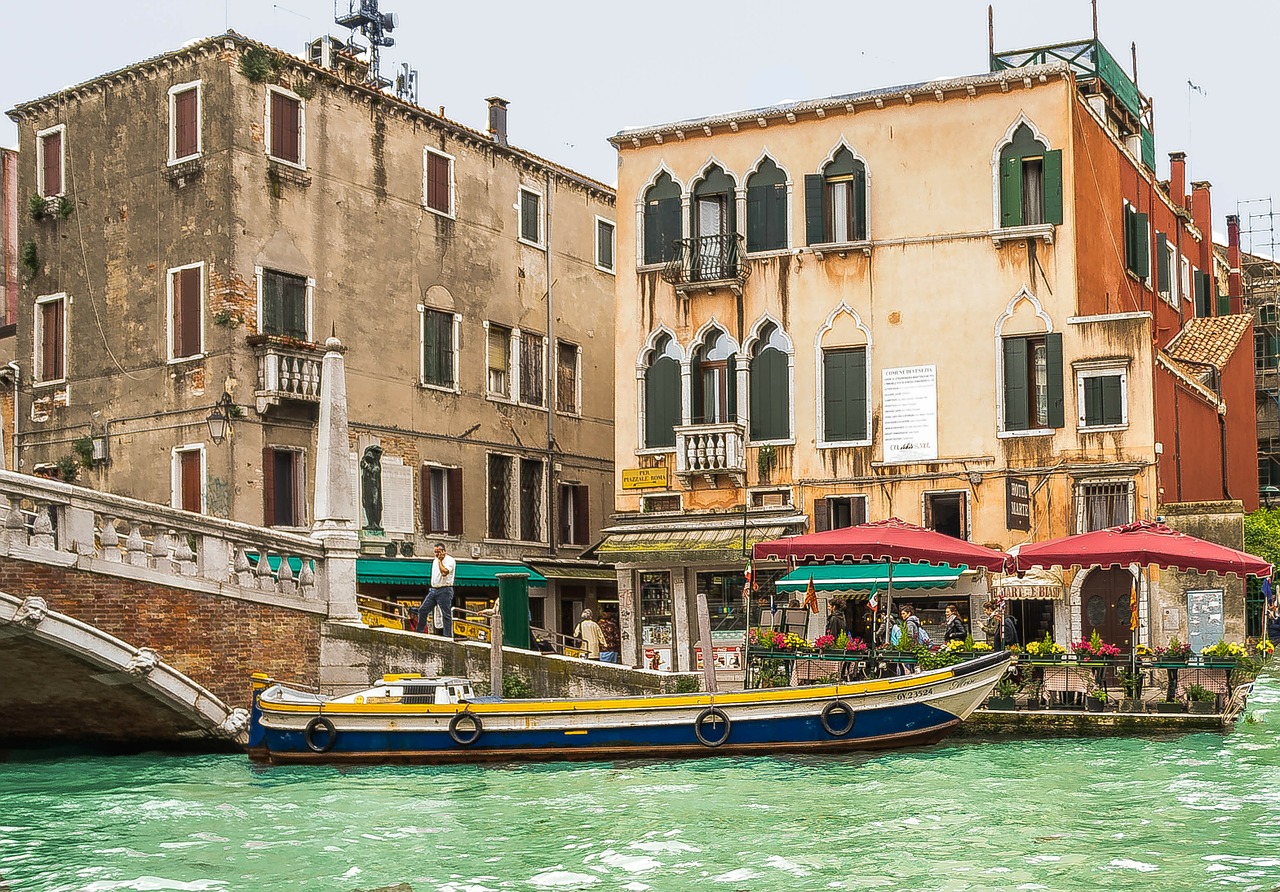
[693, 706, 731, 747]
[304, 716, 337, 754]
[820, 700, 856, 737]
[448, 712, 483, 746]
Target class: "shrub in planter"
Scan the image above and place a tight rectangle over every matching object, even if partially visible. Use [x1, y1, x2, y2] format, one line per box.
[1184, 684, 1217, 715]
[1152, 699, 1185, 714]
[986, 677, 1019, 710]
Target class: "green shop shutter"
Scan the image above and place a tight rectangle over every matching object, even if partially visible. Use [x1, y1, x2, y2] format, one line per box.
[644, 356, 679, 448]
[1043, 149, 1063, 225]
[804, 175, 825, 245]
[1156, 233, 1170, 293]
[1000, 154, 1023, 227]
[1003, 337, 1029, 430]
[1045, 332, 1065, 428]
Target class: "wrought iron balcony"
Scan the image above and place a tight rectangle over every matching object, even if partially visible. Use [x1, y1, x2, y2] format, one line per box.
[661, 233, 750, 295]
[674, 421, 745, 484]
[247, 334, 324, 412]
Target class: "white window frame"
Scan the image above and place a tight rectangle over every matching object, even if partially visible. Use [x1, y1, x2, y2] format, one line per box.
[1075, 360, 1129, 432]
[170, 443, 207, 513]
[422, 147, 456, 218]
[255, 266, 315, 340]
[555, 339, 582, 417]
[1181, 255, 1192, 304]
[484, 320, 514, 402]
[815, 304, 873, 450]
[1073, 478, 1135, 533]
[417, 304, 461, 393]
[264, 85, 306, 170]
[518, 186, 544, 249]
[167, 80, 203, 165]
[166, 261, 206, 363]
[595, 216, 616, 274]
[36, 123, 66, 198]
[33, 291, 68, 386]
[423, 462, 459, 536]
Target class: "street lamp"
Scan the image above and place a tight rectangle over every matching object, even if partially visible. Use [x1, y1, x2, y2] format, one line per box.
[206, 392, 235, 446]
[1262, 486, 1279, 510]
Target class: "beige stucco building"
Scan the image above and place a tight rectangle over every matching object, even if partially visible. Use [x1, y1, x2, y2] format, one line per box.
[5, 33, 618, 636]
[602, 41, 1254, 671]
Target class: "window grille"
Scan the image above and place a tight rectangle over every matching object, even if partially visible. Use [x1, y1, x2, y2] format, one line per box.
[1075, 481, 1134, 533]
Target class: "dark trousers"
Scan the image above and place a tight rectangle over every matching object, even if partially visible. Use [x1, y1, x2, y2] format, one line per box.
[415, 586, 455, 635]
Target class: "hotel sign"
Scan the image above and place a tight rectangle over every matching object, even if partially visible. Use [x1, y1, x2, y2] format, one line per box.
[622, 467, 669, 490]
[1006, 477, 1031, 531]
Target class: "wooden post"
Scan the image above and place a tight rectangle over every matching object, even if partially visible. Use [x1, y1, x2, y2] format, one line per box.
[490, 608, 504, 698]
[696, 592, 717, 693]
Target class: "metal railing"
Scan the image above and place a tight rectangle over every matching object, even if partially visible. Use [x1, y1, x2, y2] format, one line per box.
[661, 233, 749, 291]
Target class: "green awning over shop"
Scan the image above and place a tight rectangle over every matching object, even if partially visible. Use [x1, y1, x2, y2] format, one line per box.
[775, 562, 966, 594]
[596, 524, 794, 564]
[356, 558, 546, 588]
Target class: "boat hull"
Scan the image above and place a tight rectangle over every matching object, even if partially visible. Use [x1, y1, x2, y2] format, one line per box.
[251, 652, 1010, 764]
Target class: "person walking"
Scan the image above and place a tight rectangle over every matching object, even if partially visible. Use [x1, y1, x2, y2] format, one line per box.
[980, 601, 999, 645]
[575, 609, 605, 660]
[414, 542, 457, 636]
[598, 608, 621, 663]
[943, 604, 967, 643]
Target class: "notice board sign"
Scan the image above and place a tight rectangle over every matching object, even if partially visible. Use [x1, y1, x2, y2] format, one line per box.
[882, 365, 937, 464]
[622, 467, 669, 490]
[1006, 477, 1031, 531]
[1186, 588, 1224, 653]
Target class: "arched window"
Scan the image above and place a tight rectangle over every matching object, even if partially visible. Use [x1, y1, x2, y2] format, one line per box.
[691, 327, 736, 425]
[997, 291, 1064, 433]
[749, 322, 790, 440]
[806, 147, 866, 245]
[690, 165, 738, 281]
[644, 334, 682, 448]
[998, 123, 1062, 227]
[642, 172, 682, 265]
[818, 307, 870, 445]
[746, 158, 787, 252]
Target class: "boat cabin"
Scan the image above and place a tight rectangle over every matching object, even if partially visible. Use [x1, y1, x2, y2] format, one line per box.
[335, 674, 477, 706]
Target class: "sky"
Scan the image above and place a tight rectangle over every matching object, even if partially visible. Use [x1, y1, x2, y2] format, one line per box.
[2, 0, 1277, 249]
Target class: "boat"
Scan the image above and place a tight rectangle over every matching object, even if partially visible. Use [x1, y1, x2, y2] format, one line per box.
[247, 652, 1012, 764]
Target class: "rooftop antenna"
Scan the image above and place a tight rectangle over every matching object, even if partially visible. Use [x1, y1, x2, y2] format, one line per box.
[335, 0, 398, 89]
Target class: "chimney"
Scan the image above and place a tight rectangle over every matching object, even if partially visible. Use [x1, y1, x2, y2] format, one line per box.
[1168, 151, 1186, 210]
[486, 97, 509, 147]
[1227, 213, 1243, 311]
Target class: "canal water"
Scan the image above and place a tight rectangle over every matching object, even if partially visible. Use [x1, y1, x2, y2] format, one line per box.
[3, 672, 1279, 892]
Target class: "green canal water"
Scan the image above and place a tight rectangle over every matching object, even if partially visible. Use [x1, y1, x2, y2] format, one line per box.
[3, 673, 1280, 892]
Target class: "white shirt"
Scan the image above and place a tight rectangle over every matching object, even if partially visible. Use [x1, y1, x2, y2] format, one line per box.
[432, 554, 457, 588]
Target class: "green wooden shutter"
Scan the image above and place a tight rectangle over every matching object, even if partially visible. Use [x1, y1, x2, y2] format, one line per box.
[1000, 154, 1023, 227]
[1218, 292, 1231, 317]
[853, 165, 868, 240]
[644, 357, 679, 448]
[847, 349, 867, 440]
[726, 353, 738, 423]
[690, 350, 704, 423]
[1083, 377, 1103, 426]
[1045, 332, 1065, 428]
[424, 312, 439, 384]
[1134, 212, 1150, 278]
[805, 175, 825, 245]
[750, 348, 789, 440]
[1193, 271, 1207, 317]
[1101, 375, 1123, 425]
[1003, 337, 1029, 430]
[746, 184, 766, 253]
[814, 498, 830, 532]
[1042, 149, 1063, 225]
[644, 196, 680, 264]
[1156, 233, 1170, 293]
[823, 351, 847, 441]
[1124, 206, 1137, 275]
[286, 277, 307, 339]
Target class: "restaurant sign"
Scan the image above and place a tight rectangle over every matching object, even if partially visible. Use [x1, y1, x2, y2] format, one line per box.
[1006, 477, 1031, 531]
[622, 467, 669, 490]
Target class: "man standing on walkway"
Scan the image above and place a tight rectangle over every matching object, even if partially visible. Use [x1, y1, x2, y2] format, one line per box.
[575, 609, 605, 660]
[414, 542, 457, 636]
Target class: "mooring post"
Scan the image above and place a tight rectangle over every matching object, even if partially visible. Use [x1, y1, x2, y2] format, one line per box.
[489, 607, 504, 698]
[696, 592, 717, 694]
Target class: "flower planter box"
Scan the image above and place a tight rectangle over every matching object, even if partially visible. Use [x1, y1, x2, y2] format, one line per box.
[985, 696, 1017, 710]
[1152, 701, 1185, 714]
[1085, 698, 1107, 713]
[1118, 698, 1143, 714]
[1022, 697, 1047, 710]
[1187, 701, 1217, 715]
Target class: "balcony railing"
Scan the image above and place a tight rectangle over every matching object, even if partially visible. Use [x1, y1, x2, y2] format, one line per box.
[248, 335, 324, 411]
[674, 421, 745, 482]
[661, 233, 750, 294]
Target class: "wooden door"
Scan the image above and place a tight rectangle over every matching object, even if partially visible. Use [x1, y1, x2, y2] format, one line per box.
[1079, 567, 1133, 652]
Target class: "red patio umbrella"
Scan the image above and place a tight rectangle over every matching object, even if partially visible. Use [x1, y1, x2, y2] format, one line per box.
[1010, 520, 1272, 577]
[753, 517, 1010, 571]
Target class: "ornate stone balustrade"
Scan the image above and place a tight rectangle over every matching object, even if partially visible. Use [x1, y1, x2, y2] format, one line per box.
[248, 334, 324, 412]
[674, 421, 746, 484]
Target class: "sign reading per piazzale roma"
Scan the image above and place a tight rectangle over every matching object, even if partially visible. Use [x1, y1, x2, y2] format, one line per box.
[622, 467, 669, 490]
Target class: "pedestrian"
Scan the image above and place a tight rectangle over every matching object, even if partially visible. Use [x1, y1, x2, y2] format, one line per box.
[575, 609, 605, 660]
[414, 542, 457, 636]
[1268, 605, 1280, 646]
[598, 608, 621, 663]
[1000, 608, 1019, 649]
[826, 600, 847, 638]
[943, 604, 967, 643]
[980, 601, 999, 645]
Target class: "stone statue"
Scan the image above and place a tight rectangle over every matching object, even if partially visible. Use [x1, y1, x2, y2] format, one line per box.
[360, 444, 384, 532]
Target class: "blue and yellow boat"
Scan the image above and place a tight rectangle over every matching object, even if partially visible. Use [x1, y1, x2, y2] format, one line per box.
[248, 652, 1011, 764]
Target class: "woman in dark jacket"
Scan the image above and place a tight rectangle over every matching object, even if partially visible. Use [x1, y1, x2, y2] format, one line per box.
[943, 604, 967, 643]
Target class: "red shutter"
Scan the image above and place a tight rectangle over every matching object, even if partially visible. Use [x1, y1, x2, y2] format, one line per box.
[427, 153, 450, 212]
[263, 447, 276, 526]
[420, 465, 431, 533]
[41, 131, 62, 196]
[447, 467, 463, 535]
[814, 498, 830, 532]
[180, 451, 202, 511]
[41, 300, 63, 380]
[174, 267, 201, 357]
[271, 92, 300, 164]
[572, 484, 589, 546]
[174, 88, 198, 159]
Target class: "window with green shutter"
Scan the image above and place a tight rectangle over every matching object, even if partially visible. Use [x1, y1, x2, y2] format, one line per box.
[422, 309, 454, 388]
[1156, 233, 1172, 298]
[749, 323, 790, 440]
[1078, 369, 1127, 428]
[822, 346, 867, 442]
[691, 328, 736, 424]
[806, 148, 867, 245]
[1124, 203, 1150, 278]
[644, 334, 682, 449]
[1002, 332, 1064, 431]
[998, 123, 1062, 228]
[261, 269, 308, 340]
[643, 172, 682, 265]
[519, 189, 542, 244]
[746, 158, 788, 253]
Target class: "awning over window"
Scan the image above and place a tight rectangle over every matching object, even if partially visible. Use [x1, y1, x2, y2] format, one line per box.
[596, 524, 795, 565]
[775, 562, 966, 595]
[356, 558, 546, 588]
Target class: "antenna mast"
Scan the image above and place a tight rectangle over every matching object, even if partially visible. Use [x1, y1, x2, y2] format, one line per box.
[335, 0, 398, 88]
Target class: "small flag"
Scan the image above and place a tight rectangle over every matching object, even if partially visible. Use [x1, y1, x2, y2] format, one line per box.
[803, 575, 819, 613]
[1188, 79, 1206, 96]
[1129, 578, 1139, 632]
[868, 592, 879, 612]
[1264, 578, 1274, 606]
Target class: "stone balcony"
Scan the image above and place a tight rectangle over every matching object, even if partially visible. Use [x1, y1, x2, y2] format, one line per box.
[247, 334, 324, 413]
[674, 421, 746, 485]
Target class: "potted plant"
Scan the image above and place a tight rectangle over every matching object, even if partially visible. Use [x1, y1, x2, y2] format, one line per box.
[1022, 677, 1046, 710]
[1117, 668, 1142, 713]
[1071, 630, 1121, 663]
[1152, 637, 1192, 665]
[1086, 688, 1109, 713]
[1200, 640, 1246, 669]
[1024, 632, 1065, 663]
[843, 636, 869, 655]
[1152, 697, 1185, 714]
[1184, 684, 1217, 715]
[814, 633, 837, 653]
[985, 677, 1019, 710]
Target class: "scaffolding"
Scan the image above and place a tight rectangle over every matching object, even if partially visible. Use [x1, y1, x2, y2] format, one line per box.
[1239, 198, 1280, 499]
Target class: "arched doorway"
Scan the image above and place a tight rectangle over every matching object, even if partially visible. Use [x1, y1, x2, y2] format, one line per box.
[1079, 567, 1135, 652]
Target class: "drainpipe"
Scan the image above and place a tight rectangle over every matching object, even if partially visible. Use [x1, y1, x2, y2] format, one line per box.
[545, 169, 557, 557]
[7, 361, 18, 470]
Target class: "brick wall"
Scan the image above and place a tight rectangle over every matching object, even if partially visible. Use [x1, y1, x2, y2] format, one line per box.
[0, 556, 321, 708]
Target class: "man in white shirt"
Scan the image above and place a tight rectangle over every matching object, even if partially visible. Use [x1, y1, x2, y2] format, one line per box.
[414, 542, 458, 637]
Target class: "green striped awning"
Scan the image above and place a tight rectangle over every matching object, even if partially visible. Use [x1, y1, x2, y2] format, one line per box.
[356, 558, 546, 588]
[775, 562, 966, 594]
